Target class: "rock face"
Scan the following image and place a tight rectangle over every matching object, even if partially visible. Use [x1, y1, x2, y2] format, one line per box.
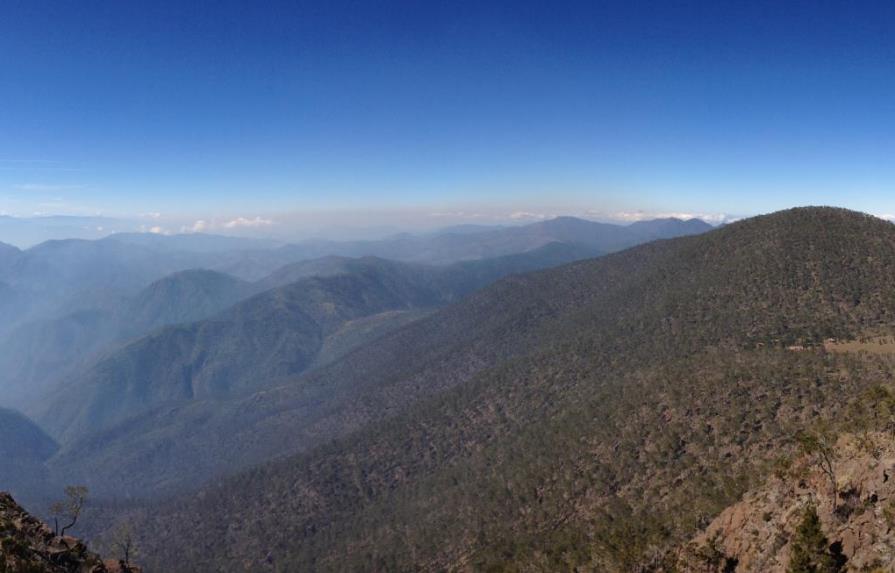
[0, 492, 137, 573]
[673, 433, 895, 572]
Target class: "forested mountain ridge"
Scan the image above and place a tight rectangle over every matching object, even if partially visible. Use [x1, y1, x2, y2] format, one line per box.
[40, 260, 443, 443]
[38, 243, 603, 447]
[120, 269, 255, 336]
[272, 215, 712, 264]
[0, 269, 257, 412]
[111, 207, 895, 572]
[0, 217, 693, 413]
[40, 243, 602, 498]
[0, 214, 717, 567]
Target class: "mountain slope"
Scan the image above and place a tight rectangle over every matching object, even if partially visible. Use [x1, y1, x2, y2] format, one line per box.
[673, 429, 895, 572]
[0, 409, 57, 501]
[115, 207, 895, 572]
[0, 241, 21, 271]
[0, 491, 136, 572]
[41, 243, 599, 497]
[0, 270, 255, 412]
[119, 269, 255, 336]
[41, 243, 599, 446]
[40, 259, 451, 443]
[0, 310, 118, 409]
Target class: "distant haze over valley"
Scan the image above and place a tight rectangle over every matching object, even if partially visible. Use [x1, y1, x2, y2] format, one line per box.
[5, 1, 895, 571]
[8, 207, 895, 571]
[0, 210, 725, 249]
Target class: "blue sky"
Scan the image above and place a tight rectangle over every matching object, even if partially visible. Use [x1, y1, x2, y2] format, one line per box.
[2, 0, 895, 237]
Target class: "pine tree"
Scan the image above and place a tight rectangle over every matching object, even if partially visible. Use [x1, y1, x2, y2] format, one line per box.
[787, 504, 842, 573]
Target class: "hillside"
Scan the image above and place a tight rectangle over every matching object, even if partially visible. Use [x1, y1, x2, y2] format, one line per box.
[0, 241, 21, 271]
[260, 242, 601, 293]
[41, 243, 601, 496]
[40, 260, 445, 443]
[0, 409, 57, 502]
[119, 269, 255, 337]
[0, 282, 27, 335]
[110, 207, 895, 571]
[0, 270, 255, 412]
[40, 243, 599, 448]
[674, 430, 895, 572]
[0, 491, 136, 572]
[0, 237, 599, 414]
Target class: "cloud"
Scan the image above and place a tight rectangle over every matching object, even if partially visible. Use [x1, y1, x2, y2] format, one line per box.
[138, 224, 171, 235]
[222, 216, 273, 229]
[606, 210, 736, 225]
[178, 216, 274, 234]
[140, 212, 162, 219]
[184, 220, 209, 233]
[508, 211, 552, 221]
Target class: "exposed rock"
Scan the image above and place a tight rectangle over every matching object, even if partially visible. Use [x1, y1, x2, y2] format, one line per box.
[0, 492, 139, 573]
[671, 433, 895, 572]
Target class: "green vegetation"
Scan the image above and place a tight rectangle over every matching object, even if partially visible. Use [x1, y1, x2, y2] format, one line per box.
[788, 504, 844, 573]
[104, 207, 895, 572]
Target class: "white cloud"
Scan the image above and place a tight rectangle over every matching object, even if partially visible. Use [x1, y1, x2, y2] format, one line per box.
[508, 211, 551, 221]
[178, 216, 274, 234]
[138, 224, 172, 235]
[222, 216, 273, 229]
[605, 210, 736, 225]
[185, 220, 209, 233]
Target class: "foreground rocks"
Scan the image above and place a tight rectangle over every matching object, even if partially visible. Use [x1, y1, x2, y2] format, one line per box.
[672, 433, 895, 572]
[0, 492, 138, 573]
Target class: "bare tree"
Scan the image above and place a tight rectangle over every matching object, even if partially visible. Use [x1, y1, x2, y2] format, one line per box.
[50, 485, 89, 537]
[797, 430, 837, 507]
[109, 521, 138, 568]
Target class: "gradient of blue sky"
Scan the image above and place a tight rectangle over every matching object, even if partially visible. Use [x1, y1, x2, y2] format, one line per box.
[2, 0, 895, 230]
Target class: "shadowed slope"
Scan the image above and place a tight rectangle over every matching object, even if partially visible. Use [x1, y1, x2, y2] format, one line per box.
[0, 408, 57, 502]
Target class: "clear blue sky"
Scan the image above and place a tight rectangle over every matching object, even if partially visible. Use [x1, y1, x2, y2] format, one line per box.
[2, 0, 895, 234]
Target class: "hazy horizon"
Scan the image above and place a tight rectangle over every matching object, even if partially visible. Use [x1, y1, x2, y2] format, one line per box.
[7, 3, 895, 571]
[5, 1, 895, 241]
[0, 207, 738, 248]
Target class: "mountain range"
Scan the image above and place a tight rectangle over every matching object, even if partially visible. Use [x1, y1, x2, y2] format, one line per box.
[72, 207, 895, 572]
[0, 216, 711, 333]
[40, 243, 607, 492]
[0, 214, 745, 571]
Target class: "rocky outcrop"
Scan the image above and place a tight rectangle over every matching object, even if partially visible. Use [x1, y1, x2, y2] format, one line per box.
[0, 492, 137, 573]
[672, 433, 895, 572]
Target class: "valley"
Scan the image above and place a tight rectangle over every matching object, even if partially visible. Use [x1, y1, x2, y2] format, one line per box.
[4, 4, 887, 570]
[6, 208, 895, 571]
